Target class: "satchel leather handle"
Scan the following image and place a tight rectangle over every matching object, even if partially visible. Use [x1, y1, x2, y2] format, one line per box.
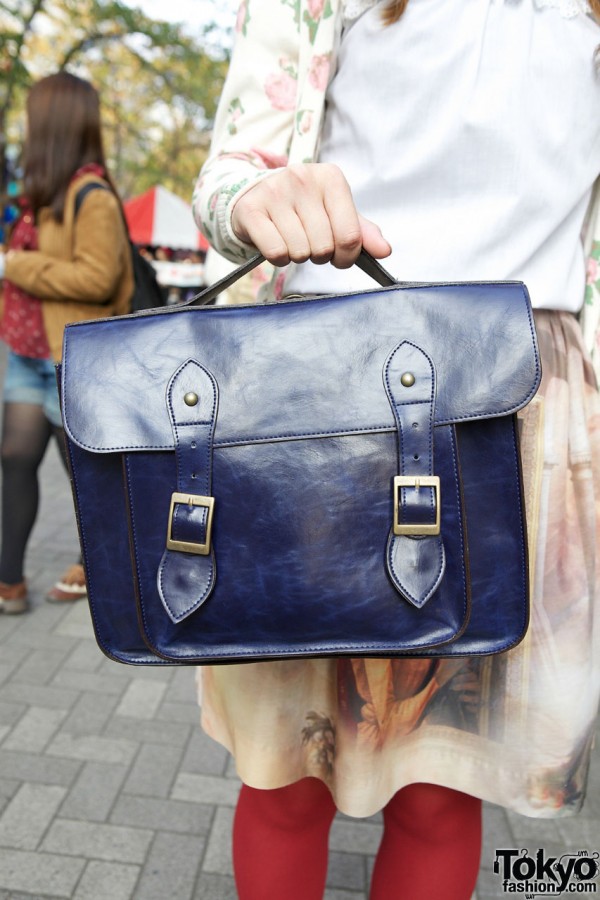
[185, 248, 398, 307]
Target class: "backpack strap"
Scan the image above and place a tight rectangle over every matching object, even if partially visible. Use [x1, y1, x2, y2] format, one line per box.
[74, 181, 111, 216]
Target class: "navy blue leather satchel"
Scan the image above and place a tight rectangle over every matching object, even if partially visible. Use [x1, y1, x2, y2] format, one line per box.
[59, 251, 541, 665]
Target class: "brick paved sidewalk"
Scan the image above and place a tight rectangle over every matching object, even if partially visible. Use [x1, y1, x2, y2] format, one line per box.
[0, 358, 598, 898]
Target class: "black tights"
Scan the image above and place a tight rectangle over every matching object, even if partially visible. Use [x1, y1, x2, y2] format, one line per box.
[0, 402, 68, 584]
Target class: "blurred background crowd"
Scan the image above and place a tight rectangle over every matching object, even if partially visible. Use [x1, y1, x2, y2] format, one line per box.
[0, 0, 238, 302]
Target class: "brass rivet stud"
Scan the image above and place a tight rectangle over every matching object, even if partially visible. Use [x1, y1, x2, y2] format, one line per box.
[184, 392, 199, 406]
[400, 372, 416, 387]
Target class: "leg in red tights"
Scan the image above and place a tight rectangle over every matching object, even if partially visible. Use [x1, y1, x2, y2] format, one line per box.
[370, 783, 482, 900]
[233, 777, 337, 900]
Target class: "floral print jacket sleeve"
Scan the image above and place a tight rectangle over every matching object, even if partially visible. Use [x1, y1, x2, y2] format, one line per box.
[192, 0, 342, 263]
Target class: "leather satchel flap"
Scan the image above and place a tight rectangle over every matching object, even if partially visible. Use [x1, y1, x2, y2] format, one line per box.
[61, 281, 540, 453]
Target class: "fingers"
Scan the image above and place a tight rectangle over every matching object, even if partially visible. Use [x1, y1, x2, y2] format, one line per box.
[359, 215, 392, 261]
[320, 169, 362, 268]
[230, 163, 390, 269]
[231, 204, 291, 267]
[231, 163, 348, 266]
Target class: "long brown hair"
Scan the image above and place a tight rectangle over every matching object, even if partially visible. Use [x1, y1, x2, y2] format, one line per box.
[382, 0, 600, 24]
[23, 71, 113, 221]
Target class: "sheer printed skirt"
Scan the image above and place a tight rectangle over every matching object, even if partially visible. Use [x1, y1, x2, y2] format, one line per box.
[196, 310, 600, 818]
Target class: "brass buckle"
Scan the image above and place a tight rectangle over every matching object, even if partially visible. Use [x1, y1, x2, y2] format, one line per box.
[393, 476, 441, 536]
[166, 492, 215, 556]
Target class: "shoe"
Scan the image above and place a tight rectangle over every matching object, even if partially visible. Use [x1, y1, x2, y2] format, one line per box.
[0, 580, 29, 614]
[46, 563, 87, 603]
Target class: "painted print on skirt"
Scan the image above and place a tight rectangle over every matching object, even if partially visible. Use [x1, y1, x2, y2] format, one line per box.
[197, 310, 600, 819]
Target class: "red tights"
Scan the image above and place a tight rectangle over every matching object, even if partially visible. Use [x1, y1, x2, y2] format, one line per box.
[233, 778, 482, 899]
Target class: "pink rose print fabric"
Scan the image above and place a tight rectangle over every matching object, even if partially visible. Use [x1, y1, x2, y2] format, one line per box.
[265, 57, 298, 111]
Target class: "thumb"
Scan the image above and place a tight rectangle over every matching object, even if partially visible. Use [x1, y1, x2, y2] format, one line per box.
[358, 215, 392, 259]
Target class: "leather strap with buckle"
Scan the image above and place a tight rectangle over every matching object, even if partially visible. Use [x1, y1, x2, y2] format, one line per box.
[166, 492, 215, 556]
[158, 359, 218, 624]
[393, 475, 441, 536]
[384, 341, 446, 608]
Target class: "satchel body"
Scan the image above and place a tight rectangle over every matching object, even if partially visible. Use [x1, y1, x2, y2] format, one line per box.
[59, 252, 540, 665]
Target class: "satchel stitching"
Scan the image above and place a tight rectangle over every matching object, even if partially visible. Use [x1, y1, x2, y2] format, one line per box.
[509, 415, 530, 637]
[64, 413, 536, 453]
[123, 456, 172, 652]
[157, 553, 215, 622]
[449, 424, 468, 626]
[125, 454, 153, 640]
[386, 532, 445, 607]
[161, 640, 460, 659]
[386, 541, 444, 605]
[63, 399, 541, 452]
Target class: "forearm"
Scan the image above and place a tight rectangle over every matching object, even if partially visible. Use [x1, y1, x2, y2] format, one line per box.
[195, 156, 286, 263]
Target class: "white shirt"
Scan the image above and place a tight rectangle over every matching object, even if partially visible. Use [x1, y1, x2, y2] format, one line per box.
[285, 0, 600, 311]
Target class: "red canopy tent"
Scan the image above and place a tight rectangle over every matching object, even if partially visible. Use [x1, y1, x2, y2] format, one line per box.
[123, 186, 208, 251]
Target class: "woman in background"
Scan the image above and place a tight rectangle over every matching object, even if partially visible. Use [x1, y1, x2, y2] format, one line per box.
[0, 72, 132, 614]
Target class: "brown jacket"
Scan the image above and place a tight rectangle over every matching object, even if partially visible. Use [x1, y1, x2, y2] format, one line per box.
[4, 173, 134, 361]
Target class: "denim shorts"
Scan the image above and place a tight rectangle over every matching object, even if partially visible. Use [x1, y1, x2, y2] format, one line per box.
[2, 350, 62, 427]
